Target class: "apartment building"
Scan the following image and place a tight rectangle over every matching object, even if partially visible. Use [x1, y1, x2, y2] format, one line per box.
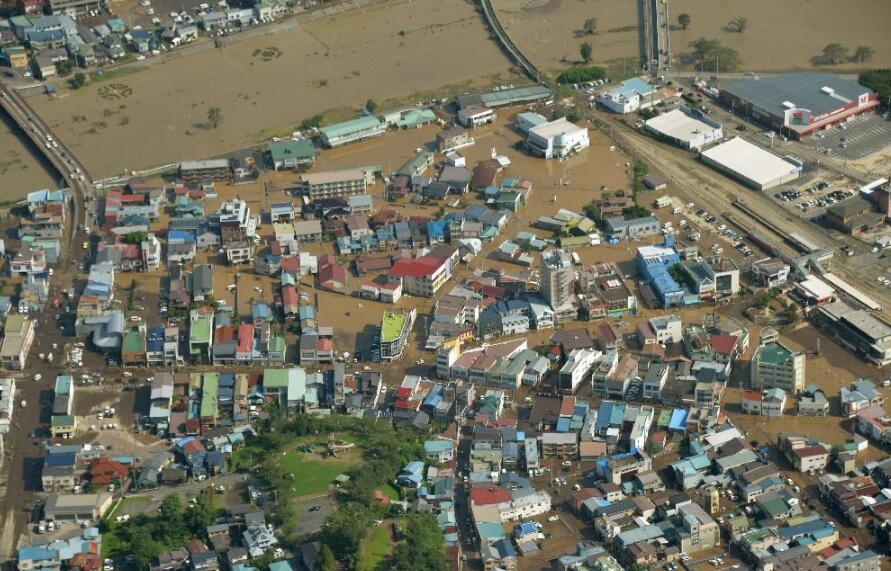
[301, 168, 369, 201]
[0, 315, 35, 370]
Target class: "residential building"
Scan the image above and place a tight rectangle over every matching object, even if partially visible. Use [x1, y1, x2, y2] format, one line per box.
[180, 159, 230, 186]
[301, 168, 369, 201]
[540, 250, 576, 321]
[389, 256, 451, 297]
[750, 341, 805, 393]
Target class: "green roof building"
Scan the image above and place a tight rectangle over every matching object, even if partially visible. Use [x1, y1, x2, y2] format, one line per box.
[189, 310, 214, 362]
[751, 341, 805, 393]
[396, 109, 437, 129]
[380, 308, 416, 362]
[122, 325, 146, 367]
[319, 115, 386, 148]
[268, 139, 316, 170]
[200, 373, 219, 421]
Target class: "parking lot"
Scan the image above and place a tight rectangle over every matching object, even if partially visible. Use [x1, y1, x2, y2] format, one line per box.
[811, 114, 891, 160]
[770, 178, 857, 219]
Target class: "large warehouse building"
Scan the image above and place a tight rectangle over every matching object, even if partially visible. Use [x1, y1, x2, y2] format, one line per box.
[719, 73, 879, 140]
[644, 106, 724, 150]
[700, 137, 802, 191]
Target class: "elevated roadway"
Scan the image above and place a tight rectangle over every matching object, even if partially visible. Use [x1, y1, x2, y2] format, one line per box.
[0, 82, 89, 267]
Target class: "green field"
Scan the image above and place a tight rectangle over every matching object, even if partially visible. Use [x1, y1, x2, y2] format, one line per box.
[355, 525, 393, 571]
[279, 452, 356, 497]
[104, 495, 151, 521]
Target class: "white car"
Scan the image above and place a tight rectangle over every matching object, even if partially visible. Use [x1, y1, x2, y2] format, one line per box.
[33, 373, 42, 381]
[547, 515, 560, 522]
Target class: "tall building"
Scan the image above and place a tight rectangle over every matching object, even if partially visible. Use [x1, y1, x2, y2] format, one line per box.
[750, 341, 805, 393]
[540, 250, 575, 321]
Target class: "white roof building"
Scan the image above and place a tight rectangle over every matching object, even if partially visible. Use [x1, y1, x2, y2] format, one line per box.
[645, 107, 724, 150]
[700, 137, 802, 190]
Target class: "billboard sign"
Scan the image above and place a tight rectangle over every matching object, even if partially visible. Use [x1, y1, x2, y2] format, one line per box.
[785, 108, 811, 127]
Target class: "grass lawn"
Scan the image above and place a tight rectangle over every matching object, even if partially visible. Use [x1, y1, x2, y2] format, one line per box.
[382, 483, 401, 501]
[279, 452, 356, 496]
[355, 525, 392, 571]
[104, 495, 151, 521]
[230, 444, 264, 472]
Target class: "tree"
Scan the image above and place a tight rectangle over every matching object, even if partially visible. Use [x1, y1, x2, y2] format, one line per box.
[317, 545, 336, 571]
[579, 41, 593, 64]
[69, 72, 87, 89]
[583, 17, 597, 35]
[677, 13, 691, 30]
[391, 513, 447, 571]
[555, 66, 605, 85]
[124, 232, 147, 244]
[301, 114, 323, 130]
[688, 37, 742, 71]
[854, 46, 875, 63]
[859, 69, 891, 107]
[365, 98, 378, 114]
[207, 106, 223, 128]
[822, 43, 849, 64]
[728, 16, 747, 33]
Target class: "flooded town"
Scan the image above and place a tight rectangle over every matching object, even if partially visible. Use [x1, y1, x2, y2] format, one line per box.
[1, 0, 891, 570]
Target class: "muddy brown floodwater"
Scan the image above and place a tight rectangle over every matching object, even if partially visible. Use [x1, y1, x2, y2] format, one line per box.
[669, 0, 891, 71]
[0, 113, 59, 201]
[28, 0, 512, 179]
[492, 0, 639, 73]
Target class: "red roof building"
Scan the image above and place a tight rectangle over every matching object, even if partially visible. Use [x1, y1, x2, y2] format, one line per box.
[237, 324, 254, 355]
[709, 334, 739, 358]
[89, 458, 129, 485]
[318, 255, 347, 293]
[470, 485, 511, 506]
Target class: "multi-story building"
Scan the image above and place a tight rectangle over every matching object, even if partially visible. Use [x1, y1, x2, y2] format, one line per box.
[558, 348, 600, 394]
[648, 315, 683, 344]
[180, 159, 230, 186]
[750, 341, 805, 393]
[540, 250, 576, 321]
[380, 309, 416, 362]
[189, 309, 214, 363]
[301, 168, 369, 201]
[389, 256, 451, 297]
[0, 315, 35, 370]
[214, 199, 257, 243]
[814, 301, 891, 366]
[541, 432, 578, 459]
[675, 502, 720, 554]
[751, 258, 791, 288]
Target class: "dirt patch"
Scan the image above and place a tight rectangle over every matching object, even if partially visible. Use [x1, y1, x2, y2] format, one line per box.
[28, 0, 511, 179]
[669, 0, 891, 71]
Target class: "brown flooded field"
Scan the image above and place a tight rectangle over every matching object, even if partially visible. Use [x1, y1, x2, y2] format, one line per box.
[492, 0, 639, 73]
[0, 114, 59, 200]
[669, 0, 891, 71]
[28, 0, 511, 179]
